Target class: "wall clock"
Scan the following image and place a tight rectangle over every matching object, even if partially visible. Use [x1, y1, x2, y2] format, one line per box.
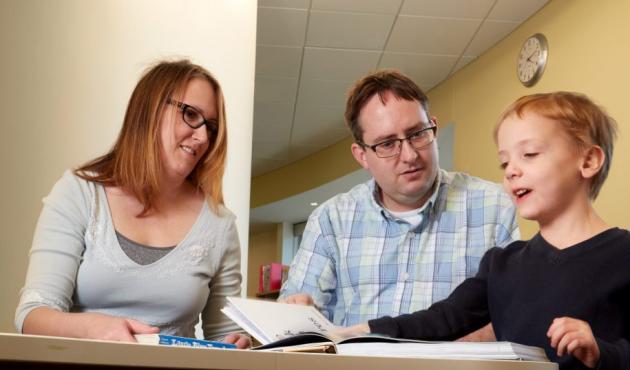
[517, 33, 548, 87]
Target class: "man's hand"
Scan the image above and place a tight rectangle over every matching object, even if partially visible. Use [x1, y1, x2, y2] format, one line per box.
[456, 323, 496, 342]
[223, 332, 252, 349]
[547, 317, 600, 368]
[278, 293, 314, 306]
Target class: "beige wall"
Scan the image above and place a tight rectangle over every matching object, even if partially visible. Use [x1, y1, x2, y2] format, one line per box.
[429, 0, 630, 237]
[0, 0, 256, 332]
[247, 226, 283, 298]
[251, 137, 360, 208]
[251, 0, 630, 239]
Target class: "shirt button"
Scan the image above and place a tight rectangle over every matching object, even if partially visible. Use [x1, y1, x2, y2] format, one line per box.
[401, 272, 409, 281]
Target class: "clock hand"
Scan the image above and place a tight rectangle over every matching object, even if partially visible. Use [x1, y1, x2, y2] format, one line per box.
[527, 50, 539, 63]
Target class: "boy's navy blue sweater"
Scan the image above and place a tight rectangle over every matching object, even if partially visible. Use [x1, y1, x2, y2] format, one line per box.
[369, 228, 630, 370]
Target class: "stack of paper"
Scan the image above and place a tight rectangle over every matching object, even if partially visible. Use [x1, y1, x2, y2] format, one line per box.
[337, 341, 547, 361]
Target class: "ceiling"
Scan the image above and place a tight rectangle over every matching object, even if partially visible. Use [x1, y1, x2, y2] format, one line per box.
[251, 0, 549, 177]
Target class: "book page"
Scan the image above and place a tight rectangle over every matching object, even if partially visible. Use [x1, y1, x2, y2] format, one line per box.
[336, 341, 548, 361]
[222, 297, 336, 345]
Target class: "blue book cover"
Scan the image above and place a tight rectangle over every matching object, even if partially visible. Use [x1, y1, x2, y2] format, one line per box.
[135, 334, 236, 349]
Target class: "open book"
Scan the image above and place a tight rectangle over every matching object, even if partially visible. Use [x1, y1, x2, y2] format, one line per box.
[221, 297, 548, 361]
[221, 296, 337, 345]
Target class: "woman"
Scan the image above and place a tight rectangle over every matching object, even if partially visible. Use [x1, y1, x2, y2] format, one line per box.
[15, 59, 250, 348]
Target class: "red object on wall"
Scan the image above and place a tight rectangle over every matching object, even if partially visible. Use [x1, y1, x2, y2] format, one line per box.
[269, 262, 283, 291]
[259, 262, 290, 294]
[258, 264, 270, 293]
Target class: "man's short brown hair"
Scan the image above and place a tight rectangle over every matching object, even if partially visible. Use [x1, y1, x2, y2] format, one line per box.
[345, 69, 430, 143]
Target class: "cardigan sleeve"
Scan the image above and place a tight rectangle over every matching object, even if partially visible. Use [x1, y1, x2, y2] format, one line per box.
[14, 170, 91, 332]
[201, 216, 243, 340]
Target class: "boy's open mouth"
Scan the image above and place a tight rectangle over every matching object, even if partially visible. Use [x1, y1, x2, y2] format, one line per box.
[514, 188, 531, 198]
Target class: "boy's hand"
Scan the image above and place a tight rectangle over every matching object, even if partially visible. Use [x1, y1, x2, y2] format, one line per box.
[329, 323, 370, 341]
[547, 317, 600, 368]
[456, 323, 496, 342]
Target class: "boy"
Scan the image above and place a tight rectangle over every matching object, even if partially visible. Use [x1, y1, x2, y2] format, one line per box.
[337, 92, 629, 370]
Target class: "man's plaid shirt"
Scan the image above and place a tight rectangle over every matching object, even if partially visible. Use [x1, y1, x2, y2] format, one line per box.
[280, 170, 519, 326]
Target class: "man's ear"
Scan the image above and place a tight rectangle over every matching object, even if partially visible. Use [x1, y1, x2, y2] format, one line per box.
[431, 116, 439, 137]
[580, 145, 606, 179]
[351, 142, 369, 170]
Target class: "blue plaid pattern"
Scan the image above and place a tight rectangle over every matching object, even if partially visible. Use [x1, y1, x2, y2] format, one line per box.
[280, 170, 519, 326]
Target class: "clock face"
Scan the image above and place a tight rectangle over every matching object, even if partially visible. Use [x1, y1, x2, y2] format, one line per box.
[517, 33, 548, 87]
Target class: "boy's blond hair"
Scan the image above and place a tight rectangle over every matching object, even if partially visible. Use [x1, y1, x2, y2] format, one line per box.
[495, 91, 617, 200]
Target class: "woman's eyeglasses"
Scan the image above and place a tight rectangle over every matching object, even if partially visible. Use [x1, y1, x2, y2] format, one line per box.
[167, 98, 218, 134]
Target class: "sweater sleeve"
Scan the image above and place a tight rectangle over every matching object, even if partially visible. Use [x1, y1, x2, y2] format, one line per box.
[14, 170, 91, 332]
[596, 337, 630, 370]
[368, 248, 496, 340]
[201, 216, 243, 340]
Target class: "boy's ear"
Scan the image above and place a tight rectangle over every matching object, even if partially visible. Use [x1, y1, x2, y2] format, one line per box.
[579, 145, 606, 179]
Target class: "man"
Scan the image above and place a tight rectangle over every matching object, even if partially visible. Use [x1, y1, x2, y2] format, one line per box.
[280, 70, 518, 339]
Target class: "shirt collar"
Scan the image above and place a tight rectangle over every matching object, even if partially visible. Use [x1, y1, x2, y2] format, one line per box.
[368, 169, 444, 220]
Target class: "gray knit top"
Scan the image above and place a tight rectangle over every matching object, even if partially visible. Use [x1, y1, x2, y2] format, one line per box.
[15, 170, 242, 340]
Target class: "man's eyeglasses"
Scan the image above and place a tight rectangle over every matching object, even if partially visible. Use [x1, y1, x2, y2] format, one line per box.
[360, 125, 437, 158]
[167, 98, 218, 134]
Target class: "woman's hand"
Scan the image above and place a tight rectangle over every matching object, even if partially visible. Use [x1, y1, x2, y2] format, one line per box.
[547, 317, 600, 368]
[23, 307, 159, 342]
[78, 312, 160, 342]
[223, 332, 252, 349]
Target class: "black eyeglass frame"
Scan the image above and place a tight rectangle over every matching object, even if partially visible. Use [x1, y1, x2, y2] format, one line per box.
[359, 124, 437, 158]
[167, 98, 218, 134]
